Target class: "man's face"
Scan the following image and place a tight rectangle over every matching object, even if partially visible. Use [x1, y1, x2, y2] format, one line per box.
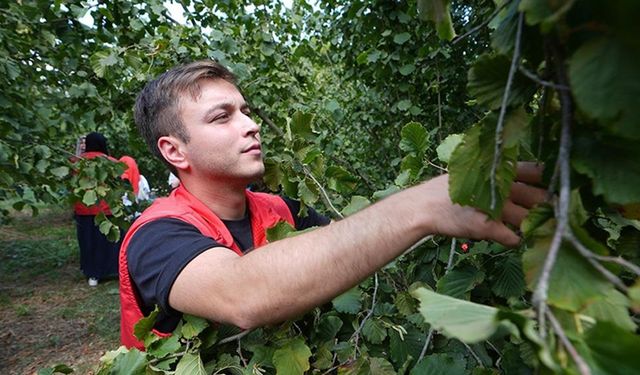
[178, 79, 264, 185]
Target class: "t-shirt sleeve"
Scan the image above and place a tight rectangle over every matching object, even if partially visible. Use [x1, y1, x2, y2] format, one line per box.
[126, 218, 231, 317]
[281, 196, 331, 229]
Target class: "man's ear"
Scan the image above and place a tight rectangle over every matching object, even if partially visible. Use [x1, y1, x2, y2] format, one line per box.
[158, 136, 189, 172]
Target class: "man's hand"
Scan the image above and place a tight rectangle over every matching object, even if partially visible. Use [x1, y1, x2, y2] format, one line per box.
[419, 162, 545, 247]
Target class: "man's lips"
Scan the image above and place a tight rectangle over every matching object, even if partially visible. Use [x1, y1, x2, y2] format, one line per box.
[242, 143, 262, 153]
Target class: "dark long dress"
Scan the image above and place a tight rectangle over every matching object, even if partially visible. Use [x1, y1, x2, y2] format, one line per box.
[75, 215, 121, 279]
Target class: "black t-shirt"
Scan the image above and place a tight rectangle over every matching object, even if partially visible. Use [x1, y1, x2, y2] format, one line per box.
[127, 196, 330, 332]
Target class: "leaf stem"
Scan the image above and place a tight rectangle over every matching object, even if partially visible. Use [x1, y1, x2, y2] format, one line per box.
[566, 231, 629, 291]
[490, 12, 524, 211]
[302, 165, 344, 219]
[518, 65, 570, 91]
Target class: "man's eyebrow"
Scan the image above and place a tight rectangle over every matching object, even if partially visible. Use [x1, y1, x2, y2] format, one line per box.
[202, 100, 246, 120]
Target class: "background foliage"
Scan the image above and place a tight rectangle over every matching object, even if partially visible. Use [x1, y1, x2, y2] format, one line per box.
[2, 0, 638, 374]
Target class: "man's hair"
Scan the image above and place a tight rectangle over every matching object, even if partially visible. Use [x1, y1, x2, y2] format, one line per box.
[134, 60, 238, 174]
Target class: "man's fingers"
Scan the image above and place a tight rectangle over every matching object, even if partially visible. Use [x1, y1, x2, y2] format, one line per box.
[501, 200, 528, 227]
[509, 182, 547, 209]
[487, 220, 521, 248]
[516, 161, 543, 185]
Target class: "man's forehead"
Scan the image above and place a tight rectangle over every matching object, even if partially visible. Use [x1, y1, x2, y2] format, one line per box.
[184, 78, 244, 104]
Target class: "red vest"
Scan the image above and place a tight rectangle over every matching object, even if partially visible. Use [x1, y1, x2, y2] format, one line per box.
[118, 185, 295, 349]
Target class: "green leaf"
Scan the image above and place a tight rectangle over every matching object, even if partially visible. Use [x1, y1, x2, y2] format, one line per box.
[133, 307, 159, 342]
[326, 166, 358, 194]
[435, 133, 463, 164]
[393, 32, 411, 45]
[569, 38, 640, 139]
[82, 190, 97, 206]
[332, 287, 362, 314]
[369, 357, 397, 375]
[313, 314, 343, 342]
[436, 264, 485, 299]
[110, 348, 147, 375]
[467, 54, 536, 110]
[584, 322, 640, 374]
[182, 314, 209, 339]
[573, 135, 640, 205]
[491, 254, 525, 299]
[519, 0, 576, 29]
[362, 318, 387, 344]
[398, 64, 416, 76]
[50, 166, 69, 178]
[394, 291, 417, 316]
[416, 0, 456, 41]
[298, 179, 319, 205]
[448, 111, 522, 218]
[341, 196, 371, 217]
[389, 326, 425, 367]
[583, 290, 637, 332]
[523, 231, 611, 312]
[147, 333, 182, 359]
[290, 111, 316, 140]
[410, 288, 500, 343]
[399, 122, 429, 155]
[266, 221, 296, 242]
[37, 364, 74, 375]
[175, 352, 207, 375]
[263, 159, 284, 191]
[410, 353, 465, 375]
[273, 337, 312, 375]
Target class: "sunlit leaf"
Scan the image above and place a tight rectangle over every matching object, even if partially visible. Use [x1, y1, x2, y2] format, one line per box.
[273, 337, 312, 375]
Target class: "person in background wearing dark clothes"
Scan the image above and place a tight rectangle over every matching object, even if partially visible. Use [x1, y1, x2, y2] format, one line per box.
[73, 132, 123, 286]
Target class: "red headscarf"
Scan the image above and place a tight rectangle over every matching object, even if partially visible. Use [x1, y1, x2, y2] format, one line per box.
[119, 156, 141, 195]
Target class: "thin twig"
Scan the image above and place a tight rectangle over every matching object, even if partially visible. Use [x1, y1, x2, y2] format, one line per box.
[418, 328, 435, 363]
[351, 273, 379, 355]
[302, 165, 344, 219]
[419, 239, 458, 362]
[452, 1, 510, 45]
[532, 37, 574, 338]
[462, 342, 484, 368]
[217, 329, 252, 345]
[546, 309, 592, 375]
[446, 238, 458, 272]
[566, 231, 629, 291]
[402, 235, 434, 256]
[490, 12, 524, 211]
[519, 65, 570, 91]
[427, 160, 448, 173]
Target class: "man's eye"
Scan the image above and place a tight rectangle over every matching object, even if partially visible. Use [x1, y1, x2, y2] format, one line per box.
[213, 113, 229, 122]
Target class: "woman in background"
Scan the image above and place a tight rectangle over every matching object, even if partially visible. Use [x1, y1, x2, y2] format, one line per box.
[73, 132, 122, 287]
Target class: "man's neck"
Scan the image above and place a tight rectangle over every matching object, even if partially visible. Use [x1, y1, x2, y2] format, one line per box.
[181, 178, 248, 220]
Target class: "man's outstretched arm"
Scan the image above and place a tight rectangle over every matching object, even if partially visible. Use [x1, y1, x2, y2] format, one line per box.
[169, 163, 545, 330]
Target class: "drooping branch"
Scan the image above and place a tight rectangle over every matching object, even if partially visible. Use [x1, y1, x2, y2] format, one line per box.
[490, 12, 524, 211]
[532, 37, 574, 337]
[546, 309, 592, 375]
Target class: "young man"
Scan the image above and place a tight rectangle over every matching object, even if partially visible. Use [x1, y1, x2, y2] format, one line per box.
[120, 60, 545, 349]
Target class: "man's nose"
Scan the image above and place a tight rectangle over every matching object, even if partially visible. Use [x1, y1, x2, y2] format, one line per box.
[241, 114, 260, 135]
